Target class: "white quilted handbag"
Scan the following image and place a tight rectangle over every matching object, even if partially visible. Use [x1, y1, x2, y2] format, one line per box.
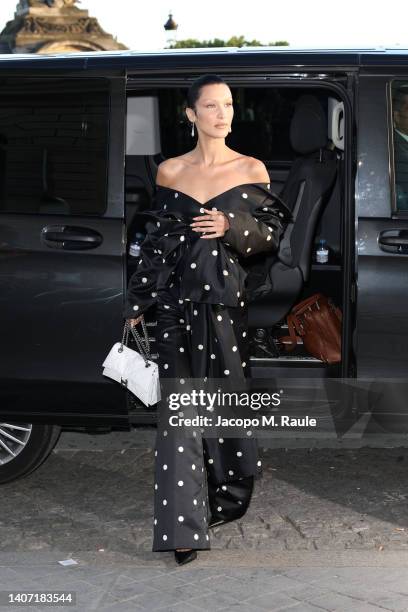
[102, 319, 161, 407]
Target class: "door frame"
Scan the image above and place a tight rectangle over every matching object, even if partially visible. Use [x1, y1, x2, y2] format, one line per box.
[125, 71, 357, 378]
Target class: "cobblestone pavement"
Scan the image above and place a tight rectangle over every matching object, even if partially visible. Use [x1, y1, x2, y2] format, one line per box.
[2, 428, 408, 611]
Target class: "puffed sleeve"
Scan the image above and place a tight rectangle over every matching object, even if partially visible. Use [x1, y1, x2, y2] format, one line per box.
[122, 228, 162, 320]
[220, 190, 292, 258]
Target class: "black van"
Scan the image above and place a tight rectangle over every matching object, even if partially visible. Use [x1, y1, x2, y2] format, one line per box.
[1, 46, 407, 484]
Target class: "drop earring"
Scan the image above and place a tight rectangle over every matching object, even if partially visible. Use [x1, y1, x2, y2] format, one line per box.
[191, 122, 195, 137]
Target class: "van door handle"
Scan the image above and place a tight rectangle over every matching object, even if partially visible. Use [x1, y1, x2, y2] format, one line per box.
[41, 225, 103, 250]
[378, 229, 408, 254]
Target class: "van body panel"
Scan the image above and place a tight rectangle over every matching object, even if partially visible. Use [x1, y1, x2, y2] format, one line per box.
[0, 75, 129, 425]
[0, 48, 406, 73]
[0, 48, 406, 427]
[356, 75, 408, 377]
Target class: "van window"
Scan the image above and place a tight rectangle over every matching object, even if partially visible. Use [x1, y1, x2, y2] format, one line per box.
[391, 81, 408, 212]
[158, 87, 326, 163]
[0, 78, 109, 216]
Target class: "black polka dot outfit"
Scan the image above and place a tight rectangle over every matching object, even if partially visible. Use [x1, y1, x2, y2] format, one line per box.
[123, 182, 290, 551]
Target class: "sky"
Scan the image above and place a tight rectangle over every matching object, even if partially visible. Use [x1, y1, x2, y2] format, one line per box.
[0, 0, 407, 51]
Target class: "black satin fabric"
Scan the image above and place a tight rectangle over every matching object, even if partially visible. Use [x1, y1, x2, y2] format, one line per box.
[207, 475, 254, 525]
[123, 182, 290, 551]
[123, 182, 291, 320]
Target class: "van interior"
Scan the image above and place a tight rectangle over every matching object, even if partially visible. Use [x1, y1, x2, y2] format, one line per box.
[124, 84, 346, 386]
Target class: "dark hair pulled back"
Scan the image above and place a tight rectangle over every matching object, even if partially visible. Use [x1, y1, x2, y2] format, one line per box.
[186, 73, 228, 111]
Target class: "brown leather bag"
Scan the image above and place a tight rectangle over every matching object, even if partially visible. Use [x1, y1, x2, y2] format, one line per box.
[279, 293, 342, 364]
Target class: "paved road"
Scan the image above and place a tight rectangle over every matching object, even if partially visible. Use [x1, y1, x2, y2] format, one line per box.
[1, 428, 408, 611]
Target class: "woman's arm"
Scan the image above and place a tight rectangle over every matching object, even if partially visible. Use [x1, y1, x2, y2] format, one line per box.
[124, 160, 179, 322]
[220, 158, 289, 257]
[219, 205, 286, 257]
[123, 226, 161, 320]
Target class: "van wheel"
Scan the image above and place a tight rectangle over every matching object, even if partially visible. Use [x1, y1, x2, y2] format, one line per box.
[0, 423, 62, 485]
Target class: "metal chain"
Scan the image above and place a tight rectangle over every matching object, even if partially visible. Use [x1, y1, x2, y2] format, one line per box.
[119, 320, 152, 368]
[133, 317, 151, 355]
[130, 326, 152, 367]
[141, 317, 151, 354]
[119, 322, 130, 352]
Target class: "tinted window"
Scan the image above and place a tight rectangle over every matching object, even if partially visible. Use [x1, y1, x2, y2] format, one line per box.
[391, 80, 408, 212]
[0, 78, 109, 216]
[158, 86, 329, 163]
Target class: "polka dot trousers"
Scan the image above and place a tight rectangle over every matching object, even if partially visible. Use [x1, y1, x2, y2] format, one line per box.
[151, 282, 262, 551]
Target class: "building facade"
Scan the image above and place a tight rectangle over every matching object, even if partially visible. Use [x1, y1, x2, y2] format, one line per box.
[0, 0, 127, 54]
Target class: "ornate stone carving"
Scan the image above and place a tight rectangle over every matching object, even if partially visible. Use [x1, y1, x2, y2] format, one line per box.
[22, 16, 107, 36]
[0, 0, 127, 52]
[17, 1, 81, 8]
[44, 0, 81, 8]
[37, 39, 103, 53]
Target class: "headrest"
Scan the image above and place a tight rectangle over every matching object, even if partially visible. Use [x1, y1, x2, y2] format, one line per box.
[290, 95, 327, 155]
[328, 97, 344, 151]
[126, 96, 161, 155]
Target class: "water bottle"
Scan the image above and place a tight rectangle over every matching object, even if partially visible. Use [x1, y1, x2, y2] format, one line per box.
[129, 232, 145, 257]
[316, 239, 329, 264]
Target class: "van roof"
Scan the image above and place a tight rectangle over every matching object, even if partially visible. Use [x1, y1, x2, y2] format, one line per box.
[1, 46, 408, 70]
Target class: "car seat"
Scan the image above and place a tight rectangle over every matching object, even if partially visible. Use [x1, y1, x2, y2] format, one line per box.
[247, 94, 339, 330]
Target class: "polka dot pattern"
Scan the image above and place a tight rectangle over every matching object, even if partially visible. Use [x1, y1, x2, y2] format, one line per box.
[140, 184, 268, 553]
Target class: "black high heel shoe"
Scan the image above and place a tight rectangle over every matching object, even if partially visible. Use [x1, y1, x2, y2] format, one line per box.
[174, 548, 197, 565]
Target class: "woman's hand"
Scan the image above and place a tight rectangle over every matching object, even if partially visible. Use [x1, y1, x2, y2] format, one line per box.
[190, 209, 230, 239]
[127, 314, 144, 327]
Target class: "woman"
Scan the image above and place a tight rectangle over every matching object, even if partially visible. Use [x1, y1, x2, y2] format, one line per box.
[123, 74, 290, 565]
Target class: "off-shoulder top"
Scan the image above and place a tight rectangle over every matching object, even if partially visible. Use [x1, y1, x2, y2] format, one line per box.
[123, 182, 292, 319]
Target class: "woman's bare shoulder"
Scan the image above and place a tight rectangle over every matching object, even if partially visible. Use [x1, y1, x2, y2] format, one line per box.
[224, 151, 270, 183]
[240, 155, 270, 183]
[156, 156, 191, 187]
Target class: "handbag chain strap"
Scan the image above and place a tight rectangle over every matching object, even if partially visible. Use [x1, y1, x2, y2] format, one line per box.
[131, 318, 152, 358]
[121, 319, 152, 367]
[120, 322, 130, 350]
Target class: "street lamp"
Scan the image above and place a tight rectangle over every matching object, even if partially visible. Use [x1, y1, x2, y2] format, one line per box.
[164, 11, 178, 48]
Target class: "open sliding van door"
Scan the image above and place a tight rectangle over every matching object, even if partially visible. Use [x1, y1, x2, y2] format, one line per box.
[0, 74, 128, 427]
[356, 74, 408, 377]
[356, 73, 408, 430]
